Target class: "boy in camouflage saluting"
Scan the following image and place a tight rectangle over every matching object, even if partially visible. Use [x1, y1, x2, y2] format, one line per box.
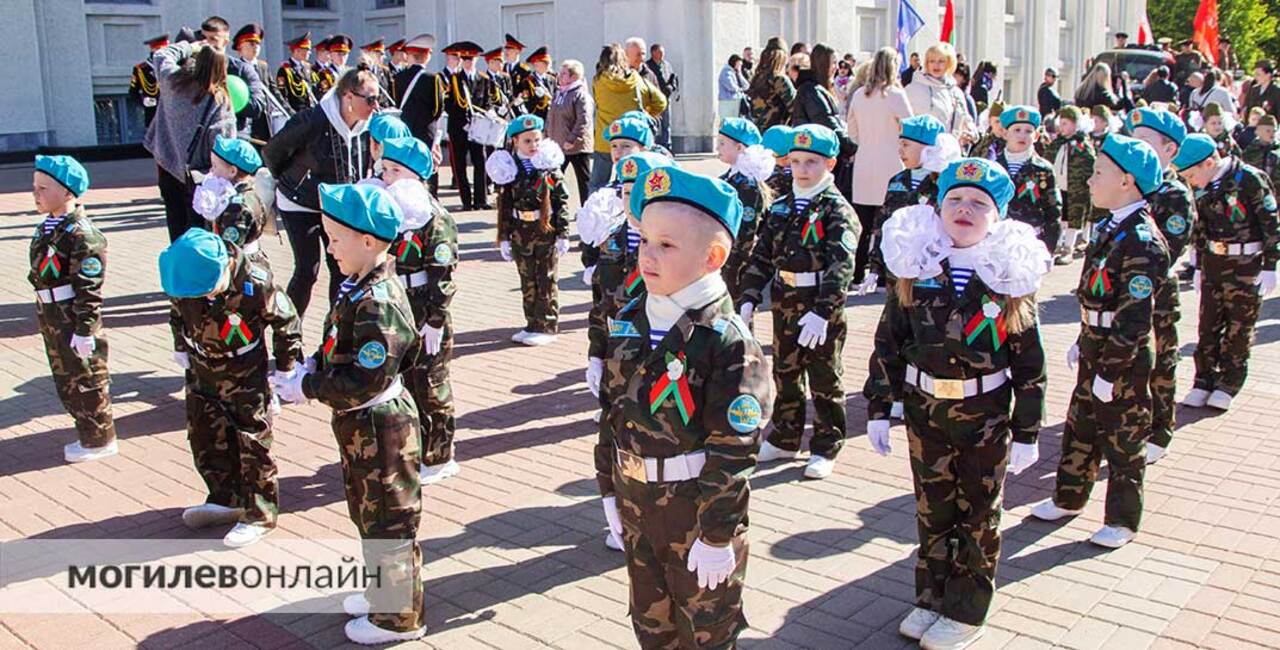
[271, 183, 424, 645]
[595, 165, 773, 649]
[714, 117, 775, 301]
[739, 124, 858, 480]
[193, 136, 270, 268]
[1043, 106, 1097, 265]
[1175, 134, 1280, 412]
[160, 229, 302, 548]
[995, 106, 1062, 255]
[1032, 135, 1170, 550]
[29, 155, 118, 463]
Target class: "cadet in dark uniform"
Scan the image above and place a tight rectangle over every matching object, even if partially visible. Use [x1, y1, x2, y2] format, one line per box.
[360, 39, 394, 100]
[739, 125, 859, 480]
[276, 32, 316, 113]
[866, 157, 1049, 650]
[595, 165, 773, 649]
[195, 136, 271, 268]
[160, 228, 301, 548]
[393, 33, 445, 197]
[502, 33, 526, 77]
[442, 41, 496, 210]
[129, 34, 168, 127]
[29, 155, 118, 463]
[1032, 134, 1170, 550]
[484, 47, 514, 117]
[312, 36, 337, 97]
[1043, 106, 1097, 264]
[995, 106, 1062, 255]
[523, 46, 556, 121]
[714, 117, 774, 301]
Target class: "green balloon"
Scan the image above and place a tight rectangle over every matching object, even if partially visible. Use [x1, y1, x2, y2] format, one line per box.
[227, 75, 249, 114]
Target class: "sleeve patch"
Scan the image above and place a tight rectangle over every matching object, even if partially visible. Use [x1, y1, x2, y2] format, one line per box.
[1164, 215, 1187, 236]
[1129, 275, 1153, 299]
[433, 242, 454, 264]
[79, 257, 102, 277]
[841, 230, 857, 252]
[1265, 195, 1277, 212]
[275, 292, 293, 315]
[250, 266, 269, 281]
[356, 341, 387, 369]
[726, 395, 764, 433]
[223, 225, 241, 243]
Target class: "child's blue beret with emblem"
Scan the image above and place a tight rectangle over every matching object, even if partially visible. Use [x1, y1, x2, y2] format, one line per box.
[718, 117, 762, 146]
[1000, 105, 1042, 129]
[159, 229, 228, 298]
[604, 115, 655, 148]
[789, 124, 839, 158]
[630, 166, 744, 239]
[35, 155, 90, 197]
[369, 113, 412, 144]
[937, 158, 1015, 217]
[900, 114, 946, 146]
[1126, 108, 1187, 145]
[319, 183, 403, 242]
[212, 135, 262, 175]
[614, 151, 674, 184]
[1172, 133, 1217, 171]
[762, 125, 794, 156]
[506, 114, 545, 140]
[1101, 134, 1163, 195]
[381, 136, 434, 180]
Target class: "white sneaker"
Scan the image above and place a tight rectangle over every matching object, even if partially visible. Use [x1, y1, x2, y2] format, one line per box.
[511, 330, 532, 343]
[1182, 388, 1211, 407]
[604, 531, 623, 552]
[342, 593, 371, 617]
[520, 332, 558, 346]
[343, 616, 425, 645]
[420, 459, 461, 486]
[182, 503, 244, 529]
[593, 409, 602, 423]
[64, 440, 118, 463]
[1029, 499, 1082, 521]
[898, 607, 941, 640]
[223, 522, 272, 548]
[757, 440, 798, 463]
[890, 401, 904, 419]
[1145, 442, 1167, 465]
[920, 616, 984, 650]
[1089, 525, 1135, 548]
[1206, 390, 1233, 411]
[803, 455, 835, 479]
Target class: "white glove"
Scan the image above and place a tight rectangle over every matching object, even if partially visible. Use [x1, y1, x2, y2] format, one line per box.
[1066, 343, 1079, 372]
[1257, 269, 1277, 296]
[582, 265, 596, 286]
[1007, 441, 1040, 475]
[499, 240, 513, 262]
[70, 334, 95, 360]
[1091, 375, 1114, 403]
[796, 311, 829, 349]
[172, 351, 191, 370]
[270, 367, 310, 404]
[867, 419, 891, 456]
[304, 356, 317, 373]
[686, 538, 736, 590]
[586, 357, 604, 398]
[556, 238, 571, 256]
[854, 273, 879, 296]
[419, 322, 444, 356]
[739, 302, 754, 326]
[269, 393, 282, 416]
[602, 496, 623, 540]
[1193, 270, 1202, 293]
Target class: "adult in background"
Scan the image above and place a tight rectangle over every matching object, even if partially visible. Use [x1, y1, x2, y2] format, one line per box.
[1243, 59, 1280, 120]
[746, 45, 795, 131]
[1073, 62, 1121, 112]
[199, 16, 267, 136]
[547, 58, 594, 206]
[1142, 66, 1179, 107]
[625, 37, 659, 88]
[789, 43, 856, 197]
[900, 52, 921, 87]
[953, 62, 978, 122]
[847, 47, 913, 283]
[1187, 67, 1237, 115]
[262, 68, 378, 319]
[1219, 37, 1238, 73]
[905, 42, 976, 142]
[1037, 67, 1062, 117]
[393, 34, 445, 196]
[718, 54, 749, 121]
[741, 46, 755, 78]
[969, 61, 998, 114]
[145, 39, 236, 242]
[645, 44, 680, 150]
[588, 43, 667, 192]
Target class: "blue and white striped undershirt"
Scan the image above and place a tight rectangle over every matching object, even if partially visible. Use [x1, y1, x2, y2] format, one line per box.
[41, 216, 63, 235]
[518, 157, 535, 174]
[949, 267, 974, 297]
[626, 224, 641, 254]
[793, 197, 812, 213]
[649, 327, 668, 350]
[337, 277, 358, 301]
[909, 169, 930, 191]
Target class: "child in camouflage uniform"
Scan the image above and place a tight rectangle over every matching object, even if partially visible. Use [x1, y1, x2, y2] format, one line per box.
[1044, 106, 1097, 265]
[29, 155, 118, 463]
[995, 106, 1063, 255]
[968, 100, 1005, 160]
[194, 136, 270, 267]
[762, 125, 794, 198]
[368, 112, 413, 176]
[1200, 102, 1243, 159]
[1242, 114, 1280, 190]
[866, 157, 1050, 650]
[714, 117, 774, 301]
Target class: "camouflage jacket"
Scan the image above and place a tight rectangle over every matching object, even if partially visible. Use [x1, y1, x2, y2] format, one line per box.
[1043, 132, 1096, 204]
[28, 206, 107, 337]
[864, 269, 1046, 443]
[1149, 168, 1197, 262]
[302, 258, 420, 410]
[738, 183, 859, 319]
[1213, 130, 1242, 160]
[169, 249, 302, 371]
[594, 291, 773, 545]
[210, 181, 268, 263]
[766, 165, 791, 198]
[969, 132, 1005, 161]
[496, 159, 570, 250]
[1191, 157, 1280, 269]
[869, 168, 940, 278]
[588, 221, 643, 360]
[391, 196, 459, 330]
[998, 152, 1063, 253]
[1241, 139, 1280, 190]
[721, 170, 767, 260]
[749, 75, 796, 131]
[1076, 207, 1170, 382]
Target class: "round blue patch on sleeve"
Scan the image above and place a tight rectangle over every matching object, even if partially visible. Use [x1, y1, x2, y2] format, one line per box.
[223, 225, 241, 244]
[357, 341, 387, 369]
[1164, 215, 1186, 236]
[1265, 194, 1277, 212]
[727, 394, 764, 433]
[1128, 275, 1153, 299]
[433, 242, 453, 264]
[80, 257, 102, 277]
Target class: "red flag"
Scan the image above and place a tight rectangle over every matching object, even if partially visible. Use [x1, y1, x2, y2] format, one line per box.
[1137, 12, 1152, 45]
[940, 0, 955, 45]
[1193, 0, 1219, 65]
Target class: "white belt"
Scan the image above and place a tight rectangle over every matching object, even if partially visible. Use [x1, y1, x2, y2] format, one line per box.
[35, 285, 75, 304]
[399, 270, 429, 288]
[777, 270, 820, 287]
[1207, 240, 1262, 256]
[184, 336, 261, 359]
[341, 377, 405, 413]
[905, 364, 1010, 400]
[1081, 308, 1115, 328]
[241, 240, 260, 255]
[616, 449, 706, 483]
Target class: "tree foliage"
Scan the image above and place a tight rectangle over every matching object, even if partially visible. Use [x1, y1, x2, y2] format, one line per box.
[1147, 0, 1279, 70]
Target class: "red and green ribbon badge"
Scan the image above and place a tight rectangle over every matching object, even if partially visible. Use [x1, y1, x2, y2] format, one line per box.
[1017, 180, 1041, 203]
[649, 351, 695, 425]
[1228, 195, 1247, 222]
[963, 295, 1008, 350]
[396, 233, 423, 262]
[1088, 260, 1111, 296]
[322, 325, 338, 363]
[534, 173, 558, 193]
[624, 267, 644, 295]
[219, 312, 253, 346]
[39, 246, 61, 279]
[801, 216, 824, 246]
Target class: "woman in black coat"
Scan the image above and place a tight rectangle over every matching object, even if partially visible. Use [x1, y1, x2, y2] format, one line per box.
[788, 44, 856, 199]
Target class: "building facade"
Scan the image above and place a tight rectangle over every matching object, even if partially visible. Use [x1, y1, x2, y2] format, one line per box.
[0, 0, 1145, 154]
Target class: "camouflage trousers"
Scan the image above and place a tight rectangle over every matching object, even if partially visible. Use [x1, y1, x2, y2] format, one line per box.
[185, 356, 278, 526]
[403, 321, 455, 466]
[767, 290, 847, 460]
[36, 304, 115, 448]
[1054, 341, 1150, 532]
[904, 392, 1010, 625]
[1150, 280, 1181, 448]
[332, 393, 423, 632]
[513, 243, 560, 333]
[1062, 189, 1090, 230]
[615, 470, 748, 649]
[1193, 255, 1263, 396]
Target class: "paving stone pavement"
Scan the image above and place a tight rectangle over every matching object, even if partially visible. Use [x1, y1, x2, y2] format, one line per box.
[1, 157, 1280, 650]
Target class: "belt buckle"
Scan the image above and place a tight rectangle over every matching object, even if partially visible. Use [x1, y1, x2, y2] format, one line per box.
[1080, 306, 1090, 325]
[931, 378, 966, 400]
[518, 210, 539, 222]
[1210, 241, 1228, 255]
[617, 449, 647, 482]
[778, 270, 796, 285]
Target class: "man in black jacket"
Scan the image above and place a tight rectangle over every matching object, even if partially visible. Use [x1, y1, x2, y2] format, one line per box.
[393, 33, 445, 196]
[1142, 66, 1180, 107]
[201, 16, 267, 137]
[442, 41, 493, 210]
[1243, 59, 1280, 120]
[645, 44, 680, 149]
[1037, 67, 1062, 118]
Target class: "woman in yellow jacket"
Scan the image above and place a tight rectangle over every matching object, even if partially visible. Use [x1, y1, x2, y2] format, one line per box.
[589, 43, 667, 192]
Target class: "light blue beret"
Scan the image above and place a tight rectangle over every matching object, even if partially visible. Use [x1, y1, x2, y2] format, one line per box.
[35, 155, 90, 197]
[630, 166, 744, 239]
[159, 229, 228, 298]
[937, 158, 1016, 217]
[318, 183, 403, 242]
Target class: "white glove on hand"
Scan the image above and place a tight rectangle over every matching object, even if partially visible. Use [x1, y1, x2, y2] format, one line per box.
[70, 334, 95, 360]
[172, 351, 191, 370]
[796, 311, 829, 349]
[1008, 441, 1040, 475]
[499, 240, 513, 262]
[556, 238, 571, 256]
[867, 419, 892, 456]
[739, 302, 754, 326]
[1091, 375, 1114, 403]
[602, 496, 623, 540]
[1257, 270, 1277, 296]
[419, 322, 444, 356]
[854, 273, 880, 296]
[1066, 343, 1079, 372]
[686, 538, 736, 590]
[582, 265, 596, 286]
[270, 368, 310, 404]
[586, 357, 604, 398]
[1193, 270, 1202, 293]
[304, 356, 317, 374]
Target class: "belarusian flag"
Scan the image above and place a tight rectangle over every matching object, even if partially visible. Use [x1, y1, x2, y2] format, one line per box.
[941, 0, 956, 45]
[1137, 12, 1152, 45]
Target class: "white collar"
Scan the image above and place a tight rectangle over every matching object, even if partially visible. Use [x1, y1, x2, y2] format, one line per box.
[1213, 156, 1232, 181]
[1109, 198, 1148, 222]
[645, 273, 727, 330]
[1004, 148, 1032, 162]
[948, 244, 980, 267]
[910, 167, 930, 180]
[792, 173, 834, 200]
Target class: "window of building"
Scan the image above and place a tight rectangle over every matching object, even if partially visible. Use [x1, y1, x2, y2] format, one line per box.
[282, 0, 330, 9]
[86, 0, 151, 4]
[374, 0, 404, 7]
[94, 95, 147, 145]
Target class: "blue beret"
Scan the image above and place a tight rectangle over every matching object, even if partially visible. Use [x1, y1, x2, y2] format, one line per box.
[1000, 105, 1042, 129]
[159, 229, 229, 298]
[789, 124, 839, 158]
[762, 125, 794, 156]
[212, 135, 262, 175]
[381, 136, 434, 179]
[1100, 134, 1163, 195]
[1172, 133, 1217, 171]
[1126, 108, 1187, 145]
[900, 114, 946, 146]
[630, 166, 744, 239]
[614, 151, 674, 184]
[604, 116, 654, 148]
[937, 158, 1016, 218]
[718, 117, 762, 146]
[35, 155, 90, 197]
[369, 113, 412, 144]
[506, 114, 544, 140]
[319, 183, 403, 242]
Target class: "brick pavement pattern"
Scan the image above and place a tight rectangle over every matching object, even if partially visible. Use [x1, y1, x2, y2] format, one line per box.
[2, 158, 1280, 649]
